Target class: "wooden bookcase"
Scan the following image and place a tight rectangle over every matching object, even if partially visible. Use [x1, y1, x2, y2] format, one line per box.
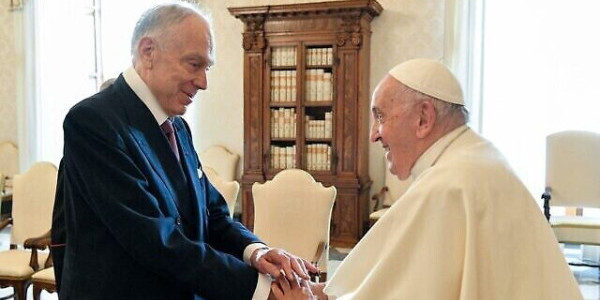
[229, 0, 382, 247]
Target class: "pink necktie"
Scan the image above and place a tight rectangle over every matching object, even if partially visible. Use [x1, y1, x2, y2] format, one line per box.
[160, 119, 180, 161]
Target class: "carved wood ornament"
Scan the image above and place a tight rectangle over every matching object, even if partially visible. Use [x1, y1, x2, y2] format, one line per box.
[336, 15, 362, 48]
[241, 16, 266, 51]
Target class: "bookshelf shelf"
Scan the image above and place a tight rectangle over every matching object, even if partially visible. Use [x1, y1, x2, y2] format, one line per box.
[270, 66, 297, 70]
[306, 65, 334, 69]
[269, 102, 297, 108]
[305, 138, 332, 143]
[230, 0, 382, 247]
[271, 138, 297, 142]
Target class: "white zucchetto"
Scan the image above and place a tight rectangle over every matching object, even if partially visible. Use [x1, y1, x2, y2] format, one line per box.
[388, 58, 464, 105]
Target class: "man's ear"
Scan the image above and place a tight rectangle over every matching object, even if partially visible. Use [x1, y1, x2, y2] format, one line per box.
[137, 37, 156, 69]
[415, 100, 436, 138]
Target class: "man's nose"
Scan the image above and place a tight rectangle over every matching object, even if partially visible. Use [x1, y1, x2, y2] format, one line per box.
[369, 122, 380, 143]
[194, 70, 207, 90]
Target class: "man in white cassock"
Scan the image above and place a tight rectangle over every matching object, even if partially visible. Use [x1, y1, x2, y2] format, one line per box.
[270, 59, 582, 300]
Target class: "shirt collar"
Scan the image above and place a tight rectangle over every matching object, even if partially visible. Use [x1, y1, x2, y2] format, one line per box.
[411, 125, 470, 179]
[123, 66, 169, 125]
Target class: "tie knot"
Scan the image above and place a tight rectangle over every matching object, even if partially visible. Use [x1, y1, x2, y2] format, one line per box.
[161, 119, 174, 135]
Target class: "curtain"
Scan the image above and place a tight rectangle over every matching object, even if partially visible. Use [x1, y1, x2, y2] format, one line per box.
[442, 0, 484, 132]
[16, 0, 39, 172]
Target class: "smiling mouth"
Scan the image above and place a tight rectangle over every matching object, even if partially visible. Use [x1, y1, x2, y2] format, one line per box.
[180, 91, 196, 104]
[382, 143, 391, 160]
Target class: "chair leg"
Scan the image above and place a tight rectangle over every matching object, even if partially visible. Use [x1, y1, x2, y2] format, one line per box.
[13, 282, 26, 300]
[33, 285, 42, 300]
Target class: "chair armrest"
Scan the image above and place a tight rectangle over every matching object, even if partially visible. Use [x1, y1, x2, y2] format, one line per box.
[371, 186, 389, 211]
[24, 230, 52, 250]
[310, 241, 327, 283]
[24, 230, 52, 271]
[0, 217, 12, 230]
[311, 241, 327, 265]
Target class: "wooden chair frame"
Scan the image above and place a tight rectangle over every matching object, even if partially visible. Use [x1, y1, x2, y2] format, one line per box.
[0, 221, 52, 300]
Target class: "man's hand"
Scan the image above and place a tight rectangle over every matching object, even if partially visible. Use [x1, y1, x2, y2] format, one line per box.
[309, 282, 327, 300]
[251, 247, 318, 281]
[270, 274, 317, 300]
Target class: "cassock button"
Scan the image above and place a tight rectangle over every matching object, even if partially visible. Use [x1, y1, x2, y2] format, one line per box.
[176, 217, 182, 225]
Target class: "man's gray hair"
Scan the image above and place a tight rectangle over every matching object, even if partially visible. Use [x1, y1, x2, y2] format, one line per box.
[401, 85, 469, 123]
[131, 1, 213, 62]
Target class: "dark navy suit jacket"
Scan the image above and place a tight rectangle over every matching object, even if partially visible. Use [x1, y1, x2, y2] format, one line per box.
[51, 75, 260, 300]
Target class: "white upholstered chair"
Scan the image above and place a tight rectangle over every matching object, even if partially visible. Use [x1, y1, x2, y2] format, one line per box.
[0, 172, 4, 218]
[199, 145, 240, 181]
[204, 167, 240, 218]
[542, 130, 600, 267]
[0, 162, 57, 300]
[31, 267, 56, 300]
[370, 166, 412, 226]
[252, 169, 336, 282]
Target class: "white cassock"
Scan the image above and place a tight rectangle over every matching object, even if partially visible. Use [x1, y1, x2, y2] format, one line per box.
[324, 125, 582, 300]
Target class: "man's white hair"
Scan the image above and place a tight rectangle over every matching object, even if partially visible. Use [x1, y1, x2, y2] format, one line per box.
[130, 1, 214, 62]
[393, 84, 469, 124]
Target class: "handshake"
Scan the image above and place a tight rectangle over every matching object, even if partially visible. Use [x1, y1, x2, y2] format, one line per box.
[250, 247, 328, 300]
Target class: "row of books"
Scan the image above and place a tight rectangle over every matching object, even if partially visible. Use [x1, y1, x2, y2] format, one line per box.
[306, 143, 332, 171]
[269, 144, 332, 171]
[306, 112, 333, 139]
[271, 108, 297, 138]
[306, 48, 333, 66]
[271, 47, 333, 67]
[305, 69, 333, 102]
[271, 47, 297, 67]
[270, 145, 296, 169]
[270, 70, 297, 102]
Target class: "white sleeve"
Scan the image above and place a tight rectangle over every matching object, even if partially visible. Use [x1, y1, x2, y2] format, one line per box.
[252, 273, 272, 300]
[243, 242, 268, 264]
[244, 243, 272, 300]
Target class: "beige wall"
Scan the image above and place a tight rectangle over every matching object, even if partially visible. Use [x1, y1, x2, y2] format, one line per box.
[196, 0, 445, 199]
[0, 2, 19, 145]
[0, 0, 445, 200]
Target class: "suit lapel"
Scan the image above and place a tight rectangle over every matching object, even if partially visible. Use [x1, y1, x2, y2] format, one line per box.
[115, 77, 188, 212]
[173, 118, 204, 232]
[113, 76, 205, 236]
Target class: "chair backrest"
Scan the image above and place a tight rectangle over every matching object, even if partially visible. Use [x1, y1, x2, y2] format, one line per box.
[545, 130, 600, 208]
[382, 166, 412, 207]
[0, 172, 3, 214]
[199, 145, 240, 181]
[11, 161, 58, 245]
[0, 141, 19, 177]
[252, 169, 336, 271]
[204, 166, 239, 218]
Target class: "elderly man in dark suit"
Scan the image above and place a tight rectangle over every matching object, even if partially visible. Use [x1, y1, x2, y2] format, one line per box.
[50, 2, 315, 299]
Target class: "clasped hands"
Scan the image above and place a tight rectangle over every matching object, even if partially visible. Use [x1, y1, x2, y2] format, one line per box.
[250, 247, 327, 300]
